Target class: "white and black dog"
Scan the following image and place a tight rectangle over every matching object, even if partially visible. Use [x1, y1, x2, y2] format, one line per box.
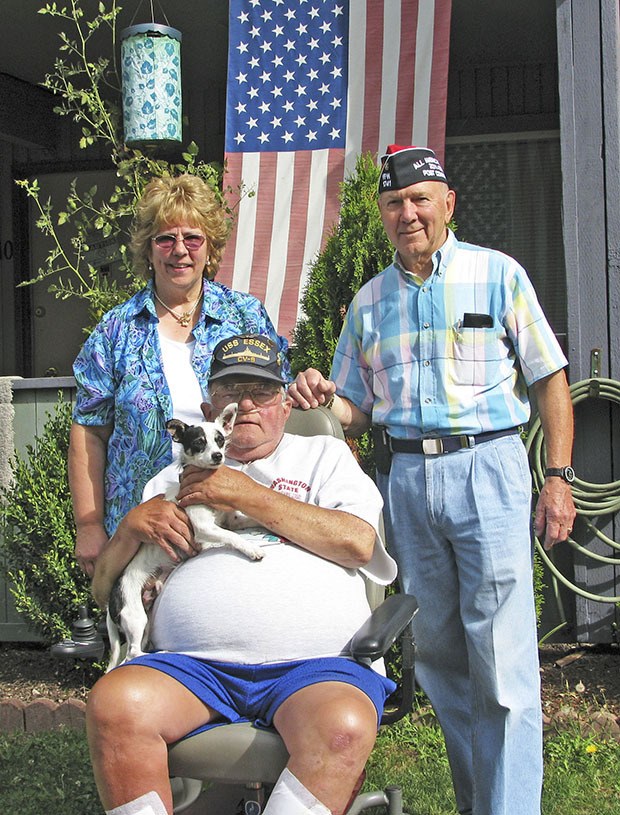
[106, 403, 263, 671]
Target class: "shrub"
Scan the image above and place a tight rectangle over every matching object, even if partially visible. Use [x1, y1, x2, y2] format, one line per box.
[0, 396, 91, 642]
[291, 152, 393, 376]
[291, 153, 393, 473]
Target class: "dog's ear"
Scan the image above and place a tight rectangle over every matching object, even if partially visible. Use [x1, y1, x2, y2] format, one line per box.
[217, 403, 238, 436]
[166, 418, 188, 443]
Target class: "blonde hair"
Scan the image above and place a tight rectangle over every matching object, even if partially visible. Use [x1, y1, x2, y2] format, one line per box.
[130, 174, 230, 280]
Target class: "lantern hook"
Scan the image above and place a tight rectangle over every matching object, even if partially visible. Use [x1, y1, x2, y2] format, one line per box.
[129, 0, 171, 28]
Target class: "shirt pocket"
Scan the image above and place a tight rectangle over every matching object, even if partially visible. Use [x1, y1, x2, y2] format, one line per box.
[449, 323, 501, 386]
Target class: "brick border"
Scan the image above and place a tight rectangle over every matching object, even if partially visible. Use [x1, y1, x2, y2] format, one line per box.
[0, 697, 86, 733]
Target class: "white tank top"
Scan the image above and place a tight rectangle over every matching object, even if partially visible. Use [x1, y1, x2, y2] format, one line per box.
[158, 332, 205, 427]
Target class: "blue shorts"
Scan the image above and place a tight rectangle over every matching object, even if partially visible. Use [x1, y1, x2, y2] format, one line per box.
[125, 653, 396, 739]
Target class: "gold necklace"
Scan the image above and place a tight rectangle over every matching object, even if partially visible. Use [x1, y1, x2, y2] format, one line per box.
[153, 290, 202, 327]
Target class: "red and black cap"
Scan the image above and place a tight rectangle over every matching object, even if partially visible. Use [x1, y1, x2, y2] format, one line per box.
[378, 144, 448, 193]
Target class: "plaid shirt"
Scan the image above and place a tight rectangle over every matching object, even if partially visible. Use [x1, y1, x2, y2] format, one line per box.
[330, 229, 567, 439]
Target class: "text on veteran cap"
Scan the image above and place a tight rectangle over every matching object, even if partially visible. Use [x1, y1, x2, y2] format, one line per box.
[209, 334, 286, 384]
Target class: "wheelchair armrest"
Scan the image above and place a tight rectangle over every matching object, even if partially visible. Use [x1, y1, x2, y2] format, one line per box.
[350, 593, 418, 663]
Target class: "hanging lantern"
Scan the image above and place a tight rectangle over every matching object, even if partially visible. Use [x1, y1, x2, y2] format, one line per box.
[121, 22, 182, 147]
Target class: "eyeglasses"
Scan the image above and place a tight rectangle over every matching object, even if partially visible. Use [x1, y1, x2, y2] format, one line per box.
[209, 382, 283, 407]
[152, 233, 206, 252]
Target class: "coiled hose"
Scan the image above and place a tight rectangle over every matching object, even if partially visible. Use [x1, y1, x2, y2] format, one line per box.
[525, 376, 620, 604]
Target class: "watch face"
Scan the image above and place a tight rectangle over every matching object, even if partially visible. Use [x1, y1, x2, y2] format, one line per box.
[564, 465, 575, 483]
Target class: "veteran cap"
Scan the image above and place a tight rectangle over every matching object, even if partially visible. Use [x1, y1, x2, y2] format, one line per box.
[209, 334, 286, 384]
[378, 144, 448, 193]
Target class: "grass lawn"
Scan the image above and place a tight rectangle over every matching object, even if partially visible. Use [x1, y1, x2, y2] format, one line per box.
[1, 718, 620, 814]
[366, 716, 620, 814]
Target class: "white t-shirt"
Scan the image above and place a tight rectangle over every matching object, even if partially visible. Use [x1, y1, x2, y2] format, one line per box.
[143, 433, 397, 664]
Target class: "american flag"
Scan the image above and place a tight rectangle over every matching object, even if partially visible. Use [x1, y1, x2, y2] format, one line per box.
[218, 0, 452, 338]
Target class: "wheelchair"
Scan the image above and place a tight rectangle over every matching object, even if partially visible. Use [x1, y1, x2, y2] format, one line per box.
[54, 407, 418, 815]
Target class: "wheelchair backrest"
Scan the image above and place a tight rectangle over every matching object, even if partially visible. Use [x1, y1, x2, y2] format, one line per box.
[284, 405, 345, 439]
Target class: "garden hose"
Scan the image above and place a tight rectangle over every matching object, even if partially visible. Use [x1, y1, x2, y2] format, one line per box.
[525, 376, 620, 604]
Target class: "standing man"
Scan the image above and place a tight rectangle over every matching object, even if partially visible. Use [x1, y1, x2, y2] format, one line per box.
[290, 145, 576, 815]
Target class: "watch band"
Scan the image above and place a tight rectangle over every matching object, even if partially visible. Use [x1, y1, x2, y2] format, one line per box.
[545, 466, 575, 484]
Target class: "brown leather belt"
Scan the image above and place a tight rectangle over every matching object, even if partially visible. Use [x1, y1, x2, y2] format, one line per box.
[389, 427, 521, 456]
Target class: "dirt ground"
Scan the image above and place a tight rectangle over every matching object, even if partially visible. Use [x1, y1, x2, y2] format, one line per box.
[1, 640, 620, 738]
[538, 641, 620, 738]
[0, 641, 97, 703]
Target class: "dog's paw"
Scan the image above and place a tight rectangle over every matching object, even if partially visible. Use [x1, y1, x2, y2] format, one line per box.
[248, 547, 265, 561]
[123, 648, 146, 665]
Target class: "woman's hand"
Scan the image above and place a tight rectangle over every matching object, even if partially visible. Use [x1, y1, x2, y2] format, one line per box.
[75, 523, 109, 578]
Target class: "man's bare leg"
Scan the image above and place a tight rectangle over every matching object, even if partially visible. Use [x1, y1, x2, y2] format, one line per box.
[270, 682, 378, 815]
[86, 666, 216, 814]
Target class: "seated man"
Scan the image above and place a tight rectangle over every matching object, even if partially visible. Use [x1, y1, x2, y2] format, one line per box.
[87, 333, 397, 815]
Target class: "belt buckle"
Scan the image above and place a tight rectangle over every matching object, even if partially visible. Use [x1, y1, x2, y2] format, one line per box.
[422, 438, 444, 455]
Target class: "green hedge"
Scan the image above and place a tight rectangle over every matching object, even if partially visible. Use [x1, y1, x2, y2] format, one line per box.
[0, 397, 91, 642]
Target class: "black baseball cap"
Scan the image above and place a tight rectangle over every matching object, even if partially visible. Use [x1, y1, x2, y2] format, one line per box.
[209, 334, 286, 384]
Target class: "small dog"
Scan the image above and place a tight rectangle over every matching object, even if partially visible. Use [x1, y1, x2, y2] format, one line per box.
[106, 403, 263, 671]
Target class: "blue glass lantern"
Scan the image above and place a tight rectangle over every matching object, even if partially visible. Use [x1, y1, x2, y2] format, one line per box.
[121, 23, 182, 146]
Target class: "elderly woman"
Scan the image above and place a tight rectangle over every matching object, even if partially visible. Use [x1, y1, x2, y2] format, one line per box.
[69, 174, 288, 577]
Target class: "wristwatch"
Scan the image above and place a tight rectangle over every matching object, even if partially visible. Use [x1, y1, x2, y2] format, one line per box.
[545, 466, 575, 484]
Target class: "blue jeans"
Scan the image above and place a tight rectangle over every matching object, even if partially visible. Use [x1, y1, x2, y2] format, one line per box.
[378, 434, 542, 815]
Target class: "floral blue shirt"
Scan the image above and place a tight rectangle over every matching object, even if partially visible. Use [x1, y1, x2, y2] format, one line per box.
[73, 278, 290, 536]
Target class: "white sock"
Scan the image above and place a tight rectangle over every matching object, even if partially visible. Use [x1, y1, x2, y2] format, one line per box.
[105, 790, 168, 815]
[263, 768, 331, 815]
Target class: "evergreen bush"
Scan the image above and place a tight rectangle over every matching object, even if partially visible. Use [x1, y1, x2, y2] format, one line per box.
[0, 397, 91, 642]
[291, 153, 392, 376]
[291, 153, 393, 472]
